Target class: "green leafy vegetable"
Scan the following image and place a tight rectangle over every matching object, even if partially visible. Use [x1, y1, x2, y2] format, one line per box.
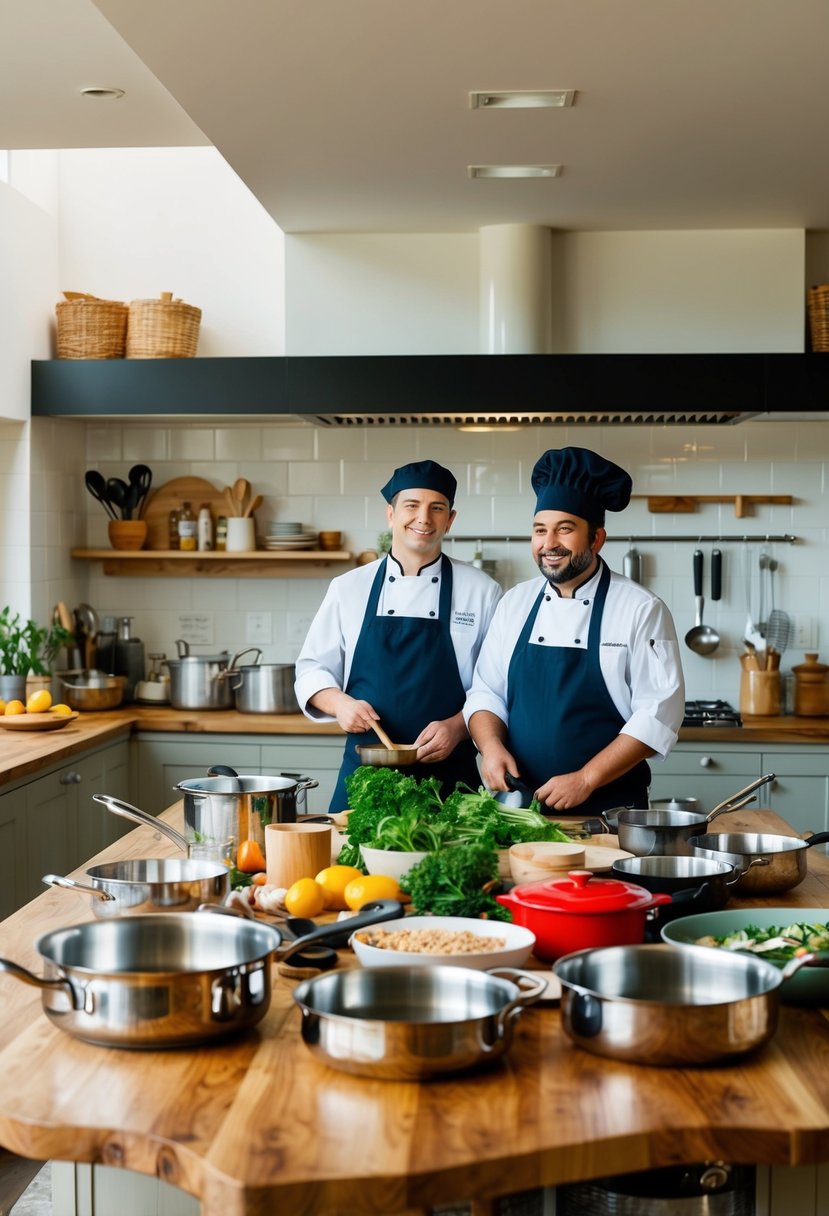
[338, 766, 444, 867]
[697, 920, 829, 961]
[436, 785, 572, 848]
[400, 843, 511, 920]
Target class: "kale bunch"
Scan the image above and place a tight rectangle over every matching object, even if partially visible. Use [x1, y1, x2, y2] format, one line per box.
[399, 843, 511, 920]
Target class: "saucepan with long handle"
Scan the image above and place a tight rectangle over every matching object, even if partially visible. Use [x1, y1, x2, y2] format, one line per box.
[616, 773, 776, 856]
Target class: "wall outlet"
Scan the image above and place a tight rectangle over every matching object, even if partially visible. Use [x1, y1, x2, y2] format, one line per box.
[793, 614, 817, 649]
[286, 612, 313, 646]
[246, 612, 273, 644]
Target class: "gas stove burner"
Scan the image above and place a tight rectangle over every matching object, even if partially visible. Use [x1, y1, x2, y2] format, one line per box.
[682, 699, 742, 727]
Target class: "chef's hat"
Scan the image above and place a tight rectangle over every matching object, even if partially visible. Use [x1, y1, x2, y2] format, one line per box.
[531, 446, 632, 524]
[381, 460, 457, 506]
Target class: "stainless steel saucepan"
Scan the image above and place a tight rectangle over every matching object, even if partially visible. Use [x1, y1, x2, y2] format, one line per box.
[43, 858, 230, 918]
[616, 773, 775, 857]
[692, 830, 829, 895]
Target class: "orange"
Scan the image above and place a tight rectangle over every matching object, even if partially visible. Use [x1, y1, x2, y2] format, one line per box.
[284, 878, 326, 918]
[26, 689, 52, 713]
[343, 873, 401, 911]
[3, 700, 25, 716]
[314, 864, 364, 911]
[236, 839, 267, 873]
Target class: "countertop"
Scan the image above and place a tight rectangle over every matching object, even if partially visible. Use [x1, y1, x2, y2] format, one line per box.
[0, 807, 827, 1215]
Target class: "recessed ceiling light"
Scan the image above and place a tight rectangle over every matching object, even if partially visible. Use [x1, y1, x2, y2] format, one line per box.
[80, 86, 125, 100]
[470, 90, 576, 110]
[468, 164, 562, 179]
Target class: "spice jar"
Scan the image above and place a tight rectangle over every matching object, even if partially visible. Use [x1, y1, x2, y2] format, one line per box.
[792, 653, 829, 717]
[178, 502, 197, 551]
[215, 516, 228, 551]
[168, 508, 181, 550]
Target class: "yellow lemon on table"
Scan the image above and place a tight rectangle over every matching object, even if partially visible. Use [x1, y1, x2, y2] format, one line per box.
[344, 873, 401, 911]
[4, 700, 25, 716]
[284, 877, 326, 919]
[26, 689, 52, 713]
[51, 704, 73, 716]
[314, 864, 364, 911]
[0, 699, 5, 715]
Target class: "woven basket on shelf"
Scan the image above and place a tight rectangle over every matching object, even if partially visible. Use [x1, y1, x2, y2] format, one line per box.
[807, 285, 829, 352]
[126, 291, 202, 359]
[55, 292, 128, 359]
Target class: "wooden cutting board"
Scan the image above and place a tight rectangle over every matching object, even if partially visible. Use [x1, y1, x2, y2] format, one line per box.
[142, 476, 228, 550]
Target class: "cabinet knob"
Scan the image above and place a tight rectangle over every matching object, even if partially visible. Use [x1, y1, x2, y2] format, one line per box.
[60, 770, 82, 785]
[699, 755, 713, 768]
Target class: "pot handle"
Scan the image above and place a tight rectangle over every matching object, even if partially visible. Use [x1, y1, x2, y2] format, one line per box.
[475, 969, 548, 1052]
[727, 856, 770, 885]
[0, 957, 75, 1001]
[565, 984, 604, 1039]
[279, 771, 320, 794]
[174, 638, 191, 658]
[802, 831, 829, 849]
[92, 793, 189, 853]
[706, 772, 776, 821]
[220, 647, 263, 679]
[42, 873, 115, 903]
[781, 949, 829, 981]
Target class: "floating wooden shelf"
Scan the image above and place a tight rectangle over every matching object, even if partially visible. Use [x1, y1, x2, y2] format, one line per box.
[632, 494, 794, 518]
[70, 549, 353, 577]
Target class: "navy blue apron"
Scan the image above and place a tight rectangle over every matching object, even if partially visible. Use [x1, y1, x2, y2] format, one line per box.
[329, 555, 479, 812]
[505, 559, 650, 814]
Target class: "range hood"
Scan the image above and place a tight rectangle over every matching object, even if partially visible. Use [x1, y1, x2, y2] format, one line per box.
[310, 408, 749, 427]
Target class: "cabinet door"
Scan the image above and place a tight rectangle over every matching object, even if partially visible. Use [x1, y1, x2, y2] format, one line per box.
[23, 768, 79, 903]
[761, 752, 829, 836]
[134, 737, 261, 814]
[650, 747, 762, 816]
[261, 740, 344, 815]
[0, 790, 24, 919]
[75, 740, 132, 861]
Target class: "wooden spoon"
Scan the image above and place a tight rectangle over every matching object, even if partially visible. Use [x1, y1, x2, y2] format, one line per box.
[224, 486, 237, 517]
[243, 493, 263, 518]
[372, 720, 397, 750]
[233, 478, 250, 514]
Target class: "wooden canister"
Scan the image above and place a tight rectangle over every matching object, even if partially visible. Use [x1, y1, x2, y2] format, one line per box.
[740, 669, 781, 717]
[792, 653, 829, 717]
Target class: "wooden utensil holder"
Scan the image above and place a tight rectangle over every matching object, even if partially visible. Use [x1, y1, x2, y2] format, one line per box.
[740, 669, 781, 717]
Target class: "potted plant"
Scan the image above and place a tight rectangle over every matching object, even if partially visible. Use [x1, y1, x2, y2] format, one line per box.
[0, 608, 74, 703]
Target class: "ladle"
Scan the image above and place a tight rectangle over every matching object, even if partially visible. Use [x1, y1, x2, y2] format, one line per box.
[684, 549, 720, 656]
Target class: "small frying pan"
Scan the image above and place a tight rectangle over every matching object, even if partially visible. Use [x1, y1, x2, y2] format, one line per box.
[357, 720, 418, 767]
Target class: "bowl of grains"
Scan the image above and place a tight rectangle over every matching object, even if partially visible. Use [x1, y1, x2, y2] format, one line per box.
[350, 915, 536, 970]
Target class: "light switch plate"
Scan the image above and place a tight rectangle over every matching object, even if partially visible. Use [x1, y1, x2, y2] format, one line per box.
[246, 612, 272, 644]
[793, 615, 817, 649]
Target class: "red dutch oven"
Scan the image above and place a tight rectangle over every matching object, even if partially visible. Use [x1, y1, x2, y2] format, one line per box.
[495, 869, 672, 962]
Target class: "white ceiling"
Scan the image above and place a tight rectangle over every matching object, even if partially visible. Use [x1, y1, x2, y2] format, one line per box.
[3, 0, 829, 236]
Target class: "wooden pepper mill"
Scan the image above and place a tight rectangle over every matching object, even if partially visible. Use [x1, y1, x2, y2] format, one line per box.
[792, 653, 829, 717]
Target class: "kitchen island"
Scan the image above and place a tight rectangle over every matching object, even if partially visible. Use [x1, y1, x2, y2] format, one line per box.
[0, 807, 828, 1215]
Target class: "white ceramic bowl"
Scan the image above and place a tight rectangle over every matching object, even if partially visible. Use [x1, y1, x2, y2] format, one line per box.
[509, 841, 587, 885]
[360, 846, 429, 881]
[350, 915, 536, 970]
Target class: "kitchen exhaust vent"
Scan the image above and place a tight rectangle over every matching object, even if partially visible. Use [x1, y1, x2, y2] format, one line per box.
[310, 410, 751, 427]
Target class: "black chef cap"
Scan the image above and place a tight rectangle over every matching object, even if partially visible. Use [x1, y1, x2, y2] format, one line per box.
[380, 460, 457, 507]
[531, 446, 632, 525]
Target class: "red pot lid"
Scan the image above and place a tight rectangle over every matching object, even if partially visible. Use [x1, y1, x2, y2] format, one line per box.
[509, 869, 656, 912]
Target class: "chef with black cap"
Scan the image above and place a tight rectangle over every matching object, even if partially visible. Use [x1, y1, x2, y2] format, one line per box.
[465, 446, 684, 815]
[295, 459, 502, 812]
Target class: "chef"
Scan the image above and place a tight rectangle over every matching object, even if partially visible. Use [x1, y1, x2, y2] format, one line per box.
[295, 459, 502, 812]
[464, 446, 684, 815]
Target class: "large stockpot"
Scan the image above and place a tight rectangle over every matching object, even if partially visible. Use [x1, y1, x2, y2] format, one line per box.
[292, 965, 546, 1079]
[616, 773, 775, 857]
[691, 830, 829, 895]
[0, 901, 405, 1049]
[163, 642, 261, 710]
[43, 858, 230, 918]
[225, 660, 300, 714]
[554, 942, 829, 1066]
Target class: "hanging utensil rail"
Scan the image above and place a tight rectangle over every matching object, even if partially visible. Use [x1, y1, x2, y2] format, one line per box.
[450, 534, 799, 544]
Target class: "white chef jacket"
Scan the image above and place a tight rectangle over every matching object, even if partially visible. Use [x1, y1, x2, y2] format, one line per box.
[463, 563, 685, 759]
[295, 553, 503, 722]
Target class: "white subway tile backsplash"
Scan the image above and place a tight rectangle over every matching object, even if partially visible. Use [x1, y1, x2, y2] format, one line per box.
[86, 427, 122, 462]
[122, 427, 169, 462]
[315, 427, 367, 461]
[260, 426, 315, 461]
[169, 428, 214, 461]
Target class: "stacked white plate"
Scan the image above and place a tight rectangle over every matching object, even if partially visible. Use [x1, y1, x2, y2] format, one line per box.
[265, 521, 318, 550]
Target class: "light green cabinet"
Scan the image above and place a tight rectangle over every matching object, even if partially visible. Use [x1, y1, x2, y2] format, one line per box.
[650, 746, 762, 816]
[0, 791, 25, 919]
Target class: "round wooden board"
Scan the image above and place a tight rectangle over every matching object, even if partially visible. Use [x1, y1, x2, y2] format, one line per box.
[141, 476, 228, 550]
[0, 711, 79, 731]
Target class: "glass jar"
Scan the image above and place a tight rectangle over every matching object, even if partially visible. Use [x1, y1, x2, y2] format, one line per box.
[178, 502, 197, 551]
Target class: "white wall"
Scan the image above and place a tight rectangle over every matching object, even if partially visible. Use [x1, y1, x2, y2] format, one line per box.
[286, 228, 805, 355]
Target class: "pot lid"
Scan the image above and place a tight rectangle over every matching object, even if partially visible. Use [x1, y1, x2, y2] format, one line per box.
[510, 869, 657, 912]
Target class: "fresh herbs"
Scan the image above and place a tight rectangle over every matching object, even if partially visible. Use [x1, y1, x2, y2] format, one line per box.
[696, 920, 829, 961]
[436, 785, 572, 848]
[400, 843, 510, 920]
[337, 768, 444, 867]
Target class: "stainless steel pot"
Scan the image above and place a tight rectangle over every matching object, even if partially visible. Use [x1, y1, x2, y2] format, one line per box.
[616, 773, 775, 857]
[226, 660, 299, 714]
[292, 965, 546, 1079]
[43, 858, 230, 918]
[554, 942, 829, 1066]
[0, 901, 405, 1049]
[163, 641, 260, 710]
[691, 830, 829, 894]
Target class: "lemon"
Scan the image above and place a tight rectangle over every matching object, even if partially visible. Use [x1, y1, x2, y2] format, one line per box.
[4, 700, 25, 716]
[314, 864, 364, 911]
[344, 873, 401, 911]
[51, 704, 73, 716]
[284, 878, 326, 918]
[26, 689, 52, 714]
[0, 699, 5, 715]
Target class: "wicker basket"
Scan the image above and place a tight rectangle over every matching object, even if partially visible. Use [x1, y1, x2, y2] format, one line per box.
[55, 292, 128, 359]
[127, 291, 202, 359]
[807, 285, 829, 352]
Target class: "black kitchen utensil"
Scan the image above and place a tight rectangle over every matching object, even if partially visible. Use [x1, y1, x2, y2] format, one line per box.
[84, 470, 118, 520]
[106, 477, 131, 520]
[127, 464, 153, 517]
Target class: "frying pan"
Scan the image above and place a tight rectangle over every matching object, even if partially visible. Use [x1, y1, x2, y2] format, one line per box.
[43, 857, 230, 917]
[616, 772, 775, 856]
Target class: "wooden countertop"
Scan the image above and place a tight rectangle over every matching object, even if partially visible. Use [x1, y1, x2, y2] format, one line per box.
[0, 808, 828, 1214]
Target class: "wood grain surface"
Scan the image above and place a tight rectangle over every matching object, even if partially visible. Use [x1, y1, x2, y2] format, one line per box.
[141, 476, 228, 549]
[0, 808, 828, 1215]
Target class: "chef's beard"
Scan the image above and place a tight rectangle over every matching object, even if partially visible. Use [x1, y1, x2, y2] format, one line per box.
[537, 546, 595, 586]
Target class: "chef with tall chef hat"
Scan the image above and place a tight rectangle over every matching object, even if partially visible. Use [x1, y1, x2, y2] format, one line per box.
[295, 459, 502, 813]
[465, 446, 685, 816]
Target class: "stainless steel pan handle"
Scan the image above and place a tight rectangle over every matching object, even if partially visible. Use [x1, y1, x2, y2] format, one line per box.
[706, 772, 775, 820]
[92, 793, 189, 852]
[43, 873, 115, 902]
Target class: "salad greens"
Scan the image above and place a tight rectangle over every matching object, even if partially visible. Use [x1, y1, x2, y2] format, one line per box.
[696, 920, 829, 962]
[400, 843, 511, 921]
[337, 767, 571, 869]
